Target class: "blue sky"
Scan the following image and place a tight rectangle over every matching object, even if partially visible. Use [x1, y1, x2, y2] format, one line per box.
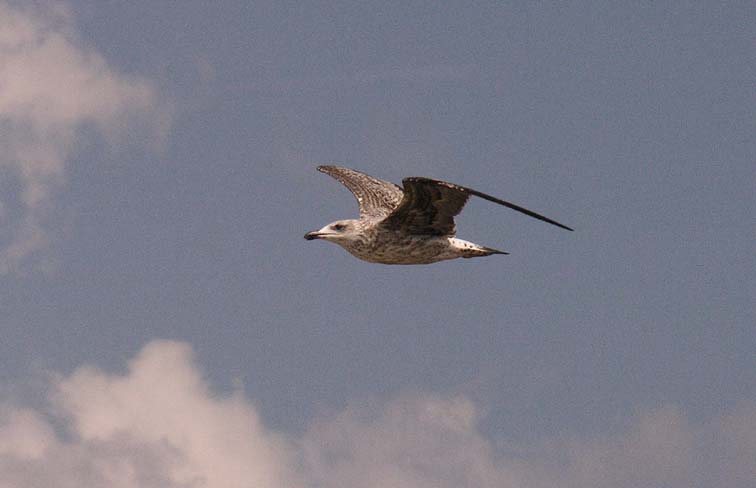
[1, 2, 755, 487]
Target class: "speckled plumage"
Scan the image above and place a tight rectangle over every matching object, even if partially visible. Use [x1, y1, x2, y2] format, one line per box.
[304, 166, 572, 265]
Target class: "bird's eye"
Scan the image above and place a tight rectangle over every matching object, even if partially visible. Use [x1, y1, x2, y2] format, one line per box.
[333, 224, 346, 231]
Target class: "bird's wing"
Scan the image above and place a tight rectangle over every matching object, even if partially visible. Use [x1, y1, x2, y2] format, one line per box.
[317, 165, 404, 220]
[378, 178, 470, 236]
[380, 177, 574, 236]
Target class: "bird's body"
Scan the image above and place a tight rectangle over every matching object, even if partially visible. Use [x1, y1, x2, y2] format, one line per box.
[334, 228, 501, 264]
[305, 166, 571, 265]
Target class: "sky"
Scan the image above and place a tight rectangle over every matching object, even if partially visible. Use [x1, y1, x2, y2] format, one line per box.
[1, 1, 754, 487]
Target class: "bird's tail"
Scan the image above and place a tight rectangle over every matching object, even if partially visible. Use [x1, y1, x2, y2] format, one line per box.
[450, 238, 509, 258]
[461, 245, 509, 258]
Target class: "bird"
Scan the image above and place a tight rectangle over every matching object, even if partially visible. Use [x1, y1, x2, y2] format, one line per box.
[304, 166, 572, 265]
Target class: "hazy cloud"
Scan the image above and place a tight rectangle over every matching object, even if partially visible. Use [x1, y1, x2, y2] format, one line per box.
[1, 340, 754, 487]
[0, 1, 165, 273]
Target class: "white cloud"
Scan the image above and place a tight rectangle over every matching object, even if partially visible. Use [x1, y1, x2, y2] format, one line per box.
[1, 340, 302, 488]
[1, 340, 754, 488]
[0, 1, 165, 273]
[301, 394, 518, 488]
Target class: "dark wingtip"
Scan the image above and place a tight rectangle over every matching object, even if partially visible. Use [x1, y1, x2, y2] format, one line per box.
[403, 177, 574, 232]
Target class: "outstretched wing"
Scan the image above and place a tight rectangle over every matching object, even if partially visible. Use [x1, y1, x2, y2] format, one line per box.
[380, 177, 573, 236]
[317, 165, 404, 220]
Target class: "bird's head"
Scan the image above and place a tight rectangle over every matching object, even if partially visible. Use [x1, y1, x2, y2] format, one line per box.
[304, 219, 362, 243]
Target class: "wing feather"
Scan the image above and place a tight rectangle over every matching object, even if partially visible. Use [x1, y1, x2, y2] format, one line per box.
[380, 177, 574, 235]
[379, 178, 468, 235]
[317, 166, 404, 220]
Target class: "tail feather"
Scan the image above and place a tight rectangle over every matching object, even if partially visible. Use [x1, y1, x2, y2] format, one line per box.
[482, 246, 509, 255]
[450, 238, 509, 259]
[461, 245, 509, 258]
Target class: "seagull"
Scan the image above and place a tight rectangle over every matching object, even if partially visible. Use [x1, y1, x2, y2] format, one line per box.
[304, 166, 572, 265]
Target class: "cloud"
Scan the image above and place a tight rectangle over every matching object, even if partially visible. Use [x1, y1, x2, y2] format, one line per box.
[301, 393, 517, 488]
[1, 340, 301, 488]
[0, 2, 166, 273]
[1, 340, 754, 487]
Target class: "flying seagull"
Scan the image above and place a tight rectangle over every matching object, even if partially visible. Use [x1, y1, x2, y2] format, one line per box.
[304, 166, 572, 265]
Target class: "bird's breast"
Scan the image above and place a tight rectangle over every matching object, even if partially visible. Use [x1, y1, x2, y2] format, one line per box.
[341, 231, 458, 265]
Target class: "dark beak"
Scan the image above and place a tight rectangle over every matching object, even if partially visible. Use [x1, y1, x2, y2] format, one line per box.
[304, 231, 321, 240]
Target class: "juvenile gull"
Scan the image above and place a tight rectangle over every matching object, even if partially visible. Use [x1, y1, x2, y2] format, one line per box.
[304, 166, 572, 265]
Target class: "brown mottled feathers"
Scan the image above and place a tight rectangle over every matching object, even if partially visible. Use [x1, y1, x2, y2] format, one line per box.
[380, 178, 470, 235]
[318, 167, 574, 236]
[317, 166, 404, 220]
[382, 178, 574, 235]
